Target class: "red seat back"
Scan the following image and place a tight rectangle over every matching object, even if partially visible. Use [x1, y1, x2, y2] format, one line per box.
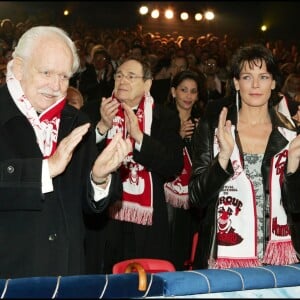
[184, 232, 199, 270]
[112, 258, 176, 274]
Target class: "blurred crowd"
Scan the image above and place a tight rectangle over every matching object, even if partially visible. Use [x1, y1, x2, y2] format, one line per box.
[1, 16, 300, 109]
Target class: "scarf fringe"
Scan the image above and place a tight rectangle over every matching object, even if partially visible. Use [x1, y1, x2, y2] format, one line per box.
[164, 188, 190, 209]
[109, 201, 153, 226]
[262, 240, 299, 265]
[212, 257, 261, 269]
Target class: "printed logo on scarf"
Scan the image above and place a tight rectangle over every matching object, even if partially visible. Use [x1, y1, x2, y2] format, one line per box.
[217, 191, 244, 246]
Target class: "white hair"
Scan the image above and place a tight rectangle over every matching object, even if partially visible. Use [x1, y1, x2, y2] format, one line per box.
[12, 26, 79, 74]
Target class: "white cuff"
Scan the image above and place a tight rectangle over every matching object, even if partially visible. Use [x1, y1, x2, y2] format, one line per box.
[42, 159, 54, 193]
[91, 173, 112, 201]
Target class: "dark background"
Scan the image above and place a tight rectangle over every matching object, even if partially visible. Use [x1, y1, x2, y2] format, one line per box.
[0, 1, 299, 41]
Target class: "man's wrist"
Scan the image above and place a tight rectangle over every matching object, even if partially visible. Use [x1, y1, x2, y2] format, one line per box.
[91, 173, 109, 185]
[96, 125, 107, 136]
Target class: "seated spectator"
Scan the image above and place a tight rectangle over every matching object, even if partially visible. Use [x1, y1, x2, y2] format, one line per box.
[66, 86, 84, 110]
[202, 56, 227, 104]
[78, 48, 114, 102]
[282, 73, 300, 101]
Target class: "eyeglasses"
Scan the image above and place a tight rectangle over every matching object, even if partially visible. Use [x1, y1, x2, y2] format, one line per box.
[114, 72, 144, 82]
[94, 57, 107, 62]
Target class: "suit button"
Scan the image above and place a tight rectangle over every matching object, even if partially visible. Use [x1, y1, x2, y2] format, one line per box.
[49, 234, 57, 241]
[7, 165, 14, 174]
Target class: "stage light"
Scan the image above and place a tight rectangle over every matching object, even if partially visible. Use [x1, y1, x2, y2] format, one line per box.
[204, 11, 215, 21]
[63, 10, 69, 16]
[180, 12, 189, 21]
[151, 9, 159, 19]
[261, 25, 267, 32]
[139, 6, 148, 15]
[194, 13, 203, 21]
[165, 9, 174, 19]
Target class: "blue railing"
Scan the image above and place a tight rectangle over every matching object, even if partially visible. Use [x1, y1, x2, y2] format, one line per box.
[1, 264, 300, 298]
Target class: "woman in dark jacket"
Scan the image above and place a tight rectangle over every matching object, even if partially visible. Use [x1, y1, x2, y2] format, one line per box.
[189, 43, 300, 269]
[164, 70, 205, 270]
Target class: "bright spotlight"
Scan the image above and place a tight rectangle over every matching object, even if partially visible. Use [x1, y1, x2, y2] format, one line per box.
[139, 6, 148, 15]
[151, 9, 160, 19]
[204, 11, 215, 20]
[63, 10, 69, 16]
[261, 25, 267, 32]
[180, 12, 189, 21]
[165, 9, 174, 19]
[195, 13, 203, 21]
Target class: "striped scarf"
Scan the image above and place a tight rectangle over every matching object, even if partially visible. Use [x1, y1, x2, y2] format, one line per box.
[6, 60, 65, 158]
[107, 92, 154, 225]
[211, 124, 298, 268]
[164, 146, 192, 209]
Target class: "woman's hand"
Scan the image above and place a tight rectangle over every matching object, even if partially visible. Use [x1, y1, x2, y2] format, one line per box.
[216, 107, 234, 169]
[180, 119, 196, 139]
[287, 133, 300, 173]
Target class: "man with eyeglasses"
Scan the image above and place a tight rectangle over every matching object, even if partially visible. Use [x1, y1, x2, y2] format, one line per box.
[83, 55, 184, 274]
[77, 48, 114, 103]
[203, 56, 227, 104]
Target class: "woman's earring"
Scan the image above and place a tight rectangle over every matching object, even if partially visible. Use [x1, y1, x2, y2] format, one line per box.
[236, 90, 240, 122]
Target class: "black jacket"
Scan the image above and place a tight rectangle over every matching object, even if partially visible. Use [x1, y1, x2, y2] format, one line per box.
[189, 97, 300, 269]
[0, 85, 120, 278]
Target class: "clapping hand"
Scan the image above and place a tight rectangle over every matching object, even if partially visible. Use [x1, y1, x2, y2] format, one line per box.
[216, 107, 234, 169]
[91, 132, 132, 183]
[122, 102, 144, 144]
[97, 96, 119, 135]
[48, 123, 91, 178]
[287, 133, 300, 174]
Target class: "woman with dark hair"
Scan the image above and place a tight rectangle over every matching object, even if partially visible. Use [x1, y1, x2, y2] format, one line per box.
[164, 70, 205, 270]
[189, 43, 300, 269]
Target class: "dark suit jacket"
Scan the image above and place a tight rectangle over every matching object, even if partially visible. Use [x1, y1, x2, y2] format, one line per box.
[0, 85, 121, 278]
[78, 63, 114, 102]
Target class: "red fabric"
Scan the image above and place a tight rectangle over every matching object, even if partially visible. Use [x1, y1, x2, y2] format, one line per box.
[164, 147, 192, 209]
[112, 258, 176, 274]
[39, 99, 66, 157]
[107, 93, 154, 225]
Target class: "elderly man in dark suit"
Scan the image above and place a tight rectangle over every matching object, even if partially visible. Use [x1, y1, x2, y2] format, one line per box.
[0, 25, 132, 279]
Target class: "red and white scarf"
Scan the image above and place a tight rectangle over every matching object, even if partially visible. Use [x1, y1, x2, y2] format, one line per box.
[107, 92, 154, 225]
[211, 124, 299, 268]
[6, 60, 65, 158]
[164, 146, 192, 209]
